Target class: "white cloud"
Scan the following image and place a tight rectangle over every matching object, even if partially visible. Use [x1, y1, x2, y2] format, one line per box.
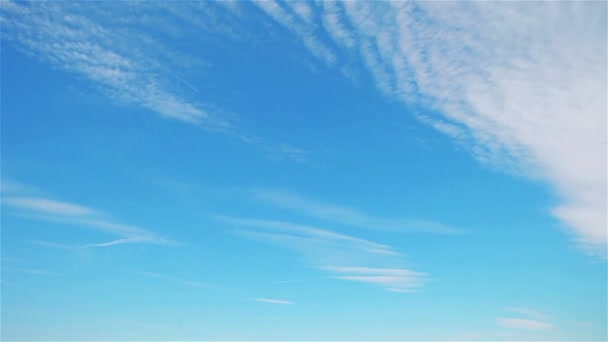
[0, 1, 225, 128]
[250, 188, 463, 234]
[3, 268, 61, 276]
[219, 216, 425, 292]
[253, 1, 607, 256]
[507, 307, 550, 322]
[498, 307, 554, 332]
[497, 318, 554, 332]
[2, 197, 98, 217]
[325, 266, 425, 292]
[1, 2, 310, 163]
[252, 297, 294, 305]
[253, 0, 337, 66]
[2, 181, 178, 247]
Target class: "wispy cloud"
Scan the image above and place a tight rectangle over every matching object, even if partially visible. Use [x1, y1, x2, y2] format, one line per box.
[506, 307, 550, 322]
[0, 1, 224, 128]
[219, 216, 426, 292]
[30, 238, 155, 250]
[498, 307, 554, 331]
[3, 197, 99, 217]
[250, 188, 463, 234]
[252, 0, 337, 67]
[248, 1, 607, 256]
[0, 1, 307, 163]
[138, 271, 214, 289]
[3, 268, 61, 276]
[497, 318, 554, 332]
[252, 297, 294, 305]
[323, 266, 425, 293]
[2, 181, 178, 248]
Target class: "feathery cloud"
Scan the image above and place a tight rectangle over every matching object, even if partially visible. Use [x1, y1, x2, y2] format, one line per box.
[250, 188, 463, 234]
[252, 298, 294, 305]
[0, 1, 307, 162]
[248, 1, 607, 256]
[497, 318, 554, 332]
[0, 1, 223, 127]
[3, 268, 61, 276]
[220, 216, 426, 292]
[2, 181, 178, 247]
[498, 307, 554, 331]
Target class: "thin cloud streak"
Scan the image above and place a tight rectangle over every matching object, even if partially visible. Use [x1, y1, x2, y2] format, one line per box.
[2, 197, 98, 217]
[221, 216, 426, 292]
[0, 1, 308, 163]
[252, 298, 294, 305]
[0, 1, 222, 127]
[3, 268, 61, 276]
[498, 307, 555, 332]
[497, 318, 554, 331]
[2, 181, 179, 248]
[250, 188, 464, 234]
[507, 307, 550, 322]
[250, 1, 607, 256]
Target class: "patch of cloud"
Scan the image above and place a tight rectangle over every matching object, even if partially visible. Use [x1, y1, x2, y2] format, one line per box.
[251, 1, 607, 256]
[498, 307, 554, 332]
[507, 307, 550, 322]
[497, 318, 554, 332]
[0, 1, 307, 163]
[2, 197, 99, 217]
[218, 216, 426, 293]
[323, 266, 425, 293]
[252, 297, 294, 305]
[252, 0, 337, 66]
[0, 1, 223, 127]
[3, 268, 61, 276]
[2, 180, 179, 248]
[250, 188, 464, 234]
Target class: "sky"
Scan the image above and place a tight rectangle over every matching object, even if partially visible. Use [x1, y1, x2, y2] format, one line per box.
[0, 1, 606, 341]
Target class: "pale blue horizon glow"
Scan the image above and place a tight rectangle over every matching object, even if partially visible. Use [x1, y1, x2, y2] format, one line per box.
[1, 1, 606, 341]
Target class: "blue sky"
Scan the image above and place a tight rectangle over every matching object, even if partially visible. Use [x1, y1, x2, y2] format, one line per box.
[1, 1, 606, 341]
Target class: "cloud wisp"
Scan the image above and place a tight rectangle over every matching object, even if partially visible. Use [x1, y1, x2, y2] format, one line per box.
[0, 1, 307, 162]
[497, 318, 554, 332]
[252, 297, 294, 305]
[498, 307, 554, 332]
[250, 188, 464, 234]
[0, 1, 224, 128]
[236, 1, 607, 256]
[2, 180, 179, 248]
[219, 216, 426, 293]
[3, 268, 61, 277]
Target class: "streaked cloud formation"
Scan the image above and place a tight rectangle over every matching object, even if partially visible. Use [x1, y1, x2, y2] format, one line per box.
[497, 318, 554, 332]
[0, 1, 307, 162]
[239, 1, 607, 255]
[0, 1, 221, 127]
[251, 188, 463, 234]
[221, 216, 426, 293]
[498, 307, 554, 331]
[1, 180, 178, 247]
[2, 1, 604, 254]
[252, 298, 294, 305]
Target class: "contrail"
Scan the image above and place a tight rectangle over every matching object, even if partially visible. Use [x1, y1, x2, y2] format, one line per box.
[166, 70, 200, 93]
[151, 59, 200, 93]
